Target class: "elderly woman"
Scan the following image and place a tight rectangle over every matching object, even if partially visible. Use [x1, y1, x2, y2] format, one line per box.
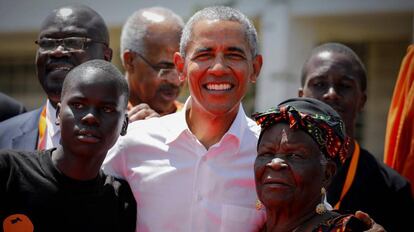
[253, 98, 369, 232]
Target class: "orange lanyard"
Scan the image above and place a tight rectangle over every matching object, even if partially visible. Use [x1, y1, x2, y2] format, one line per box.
[37, 106, 47, 150]
[334, 140, 360, 210]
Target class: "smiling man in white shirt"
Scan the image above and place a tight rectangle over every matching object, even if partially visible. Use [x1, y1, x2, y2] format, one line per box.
[103, 6, 264, 232]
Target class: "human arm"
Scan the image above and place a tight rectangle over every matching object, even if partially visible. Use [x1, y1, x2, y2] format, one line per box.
[102, 138, 128, 179]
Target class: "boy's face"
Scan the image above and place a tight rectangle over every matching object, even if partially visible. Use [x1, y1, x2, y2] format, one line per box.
[299, 52, 366, 138]
[58, 69, 127, 158]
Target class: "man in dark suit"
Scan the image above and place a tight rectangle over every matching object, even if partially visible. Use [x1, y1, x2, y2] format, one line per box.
[0, 4, 112, 150]
[0, 92, 26, 122]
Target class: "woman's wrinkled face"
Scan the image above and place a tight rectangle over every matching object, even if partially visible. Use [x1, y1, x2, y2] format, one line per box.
[254, 123, 328, 213]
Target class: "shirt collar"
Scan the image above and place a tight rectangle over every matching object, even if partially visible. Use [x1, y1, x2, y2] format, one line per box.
[165, 97, 192, 144]
[46, 99, 60, 137]
[224, 103, 247, 143]
[165, 96, 247, 147]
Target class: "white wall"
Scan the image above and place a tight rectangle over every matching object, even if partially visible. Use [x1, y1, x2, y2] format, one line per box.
[0, 0, 239, 32]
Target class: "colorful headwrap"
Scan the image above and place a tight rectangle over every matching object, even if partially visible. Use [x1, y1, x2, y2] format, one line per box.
[252, 97, 351, 165]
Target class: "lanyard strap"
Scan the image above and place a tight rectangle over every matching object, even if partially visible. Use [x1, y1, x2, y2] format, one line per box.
[334, 140, 360, 210]
[37, 106, 47, 150]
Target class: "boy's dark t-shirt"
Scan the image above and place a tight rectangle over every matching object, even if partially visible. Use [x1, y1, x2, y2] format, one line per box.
[0, 149, 136, 232]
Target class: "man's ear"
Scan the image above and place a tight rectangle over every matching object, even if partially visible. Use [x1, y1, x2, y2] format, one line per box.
[123, 50, 136, 72]
[120, 114, 129, 136]
[104, 47, 113, 62]
[358, 92, 367, 113]
[55, 103, 61, 126]
[298, 87, 304, 97]
[249, 54, 263, 83]
[173, 52, 186, 82]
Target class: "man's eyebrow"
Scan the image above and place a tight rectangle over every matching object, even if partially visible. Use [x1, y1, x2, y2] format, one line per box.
[342, 74, 359, 82]
[194, 47, 213, 54]
[227, 46, 246, 54]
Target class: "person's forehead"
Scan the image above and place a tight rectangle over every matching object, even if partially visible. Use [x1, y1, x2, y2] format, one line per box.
[189, 19, 249, 49]
[306, 52, 360, 78]
[144, 23, 181, 49]
[263, 123, 312, 143]
[39, 8, 102, 39]
[147, 23, 181, 42]
[67, 71, 116, 93]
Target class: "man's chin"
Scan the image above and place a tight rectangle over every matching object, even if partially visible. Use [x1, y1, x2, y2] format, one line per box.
[46, 69, 71, 81]
[156, 102, 176, 115]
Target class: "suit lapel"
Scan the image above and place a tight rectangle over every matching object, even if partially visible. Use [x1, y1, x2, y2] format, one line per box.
[11, 108, 42, 150]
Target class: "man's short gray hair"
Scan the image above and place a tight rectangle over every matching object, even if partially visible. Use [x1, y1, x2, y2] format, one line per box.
[180, 6, 258, 58]
[120, 6, 184, 63]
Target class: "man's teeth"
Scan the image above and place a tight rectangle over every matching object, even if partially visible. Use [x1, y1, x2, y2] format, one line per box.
[206, 83, 232, 90]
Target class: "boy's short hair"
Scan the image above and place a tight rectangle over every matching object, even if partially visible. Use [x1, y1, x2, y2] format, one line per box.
[61, 59, 129, 108]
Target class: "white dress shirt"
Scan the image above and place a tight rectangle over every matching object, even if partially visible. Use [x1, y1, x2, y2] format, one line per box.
[103, 97, 266, 232]
[45, 100, 60, 149]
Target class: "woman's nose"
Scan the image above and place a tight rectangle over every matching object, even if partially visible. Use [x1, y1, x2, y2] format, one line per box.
[266, 157, 288, 170]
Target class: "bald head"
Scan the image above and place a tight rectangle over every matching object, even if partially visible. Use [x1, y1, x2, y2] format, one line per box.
[40, 4, 110, 44]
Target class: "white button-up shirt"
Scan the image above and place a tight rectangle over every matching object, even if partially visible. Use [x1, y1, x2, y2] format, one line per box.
[103, 97, 266, 232]
[45, 100, 60, 149]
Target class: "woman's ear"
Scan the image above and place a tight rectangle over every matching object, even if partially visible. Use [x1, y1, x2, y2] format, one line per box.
[298, 87, 304, 97]
[120, 114, 129, 136]
[323, 160, 337, 187]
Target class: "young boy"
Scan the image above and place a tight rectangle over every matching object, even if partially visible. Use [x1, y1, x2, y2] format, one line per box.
[0, 60, 136, 232]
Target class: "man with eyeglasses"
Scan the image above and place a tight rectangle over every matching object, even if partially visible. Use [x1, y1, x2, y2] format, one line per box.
[120, 7, 184, 121]
[0, 4, 112, 151]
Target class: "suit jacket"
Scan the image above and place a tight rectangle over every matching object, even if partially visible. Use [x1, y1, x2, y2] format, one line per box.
[0, 107, 42, 151]
[0, 92, 26, 122]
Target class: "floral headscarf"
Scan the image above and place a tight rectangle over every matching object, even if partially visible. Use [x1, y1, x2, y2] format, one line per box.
[252, 97, 351, 166]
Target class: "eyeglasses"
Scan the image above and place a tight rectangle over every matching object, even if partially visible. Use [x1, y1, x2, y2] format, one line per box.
[135, 53, 177, 78]
[35, 37, 108, 51]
